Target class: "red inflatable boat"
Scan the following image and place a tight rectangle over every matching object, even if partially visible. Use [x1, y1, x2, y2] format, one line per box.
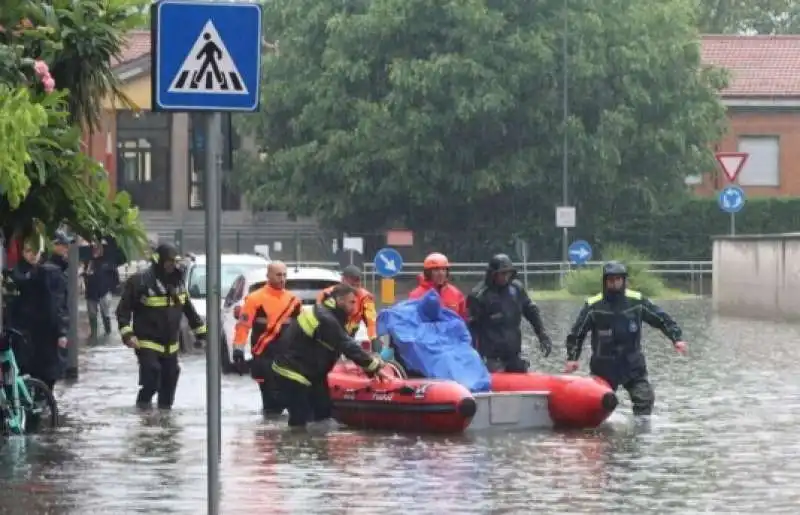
[328, 362, 617, 433]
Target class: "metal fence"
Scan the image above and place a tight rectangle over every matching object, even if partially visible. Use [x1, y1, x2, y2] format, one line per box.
[119, 259, 712, 296]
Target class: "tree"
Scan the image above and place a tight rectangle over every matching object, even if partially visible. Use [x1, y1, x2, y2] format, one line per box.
[0, 0, 149, 256]
[694, 0, 800, 34]
[238, 0, 728, 256]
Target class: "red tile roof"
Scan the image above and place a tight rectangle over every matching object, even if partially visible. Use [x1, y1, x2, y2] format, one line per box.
[113, 30, 151, 67]
[701, 35, 800, 97]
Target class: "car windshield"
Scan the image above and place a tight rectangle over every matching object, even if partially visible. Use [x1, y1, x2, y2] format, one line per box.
[188, 264, 265, 298]
[248, 278, 340, 305]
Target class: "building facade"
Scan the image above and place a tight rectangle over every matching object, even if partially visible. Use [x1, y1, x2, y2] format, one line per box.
[699, 35, 800, 197]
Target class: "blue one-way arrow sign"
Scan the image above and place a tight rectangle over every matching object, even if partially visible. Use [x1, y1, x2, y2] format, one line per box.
[374, 248, 403, 278]
[152, 0, 262, 112]
[568, 240, 592, 265]
[718, 185, 745, 213]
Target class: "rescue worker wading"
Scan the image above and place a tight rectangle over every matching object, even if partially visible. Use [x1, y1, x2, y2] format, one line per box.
[408, 252, 467, 319]
[564, 261, 688, 416]
[467, 254, 553, 372]
[270, 284, 389, 428]
[317, 265, 378, 347]
[116, 243, 207, 410]
[232, 261, 301, 414]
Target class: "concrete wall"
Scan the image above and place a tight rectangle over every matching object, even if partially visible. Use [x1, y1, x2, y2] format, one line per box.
[712, 233, 800, 320]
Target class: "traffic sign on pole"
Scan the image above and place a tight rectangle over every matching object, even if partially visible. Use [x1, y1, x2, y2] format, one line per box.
[715, 152, 748, 183]
[556, 206, 576, 228]
[568, 240, 592, 265]
[718, 185, 745, 213]
[374, 247, 403, 278]
[152, 0, 263, 112]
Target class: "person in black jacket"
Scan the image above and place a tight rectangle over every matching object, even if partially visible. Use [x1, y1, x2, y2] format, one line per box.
[82, 241, 120, 341]
[116, 243, 207, 409]
[467, 254, 553, 372]
[564, 261, 688, 416]
[270, 284, 389, 427]
[33, 231, 72, 390]
[4, 240, 46, 375]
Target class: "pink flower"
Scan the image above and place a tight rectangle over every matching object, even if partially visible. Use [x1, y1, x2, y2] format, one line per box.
[42, 75, 55, 93]
[33, 59, 49, 78]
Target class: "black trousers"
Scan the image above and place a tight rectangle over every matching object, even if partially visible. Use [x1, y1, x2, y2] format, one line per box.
[485, 355, 529, 373]
[136, 349, 181, 409]
[273, 373, 331, 427]
[606, 376, 655, 416]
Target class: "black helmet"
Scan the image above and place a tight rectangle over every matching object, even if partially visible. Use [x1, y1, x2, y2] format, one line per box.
[341, 264, 361, 279]
[602, 261, 628, 278]
[153, 242, 178, 264]
[488, 253, 515, 274]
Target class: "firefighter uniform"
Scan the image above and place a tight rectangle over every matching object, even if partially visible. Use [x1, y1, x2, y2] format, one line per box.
[116, 247, 206, 409]
[271, 297, 384, 427]
[233, 284, 301, 412]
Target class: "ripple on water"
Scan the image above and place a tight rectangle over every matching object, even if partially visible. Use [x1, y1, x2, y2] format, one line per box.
[1, 299, 800, 513]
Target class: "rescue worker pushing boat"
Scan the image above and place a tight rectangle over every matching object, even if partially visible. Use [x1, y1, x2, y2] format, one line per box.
[409, 252, 467, 319]
[467, 254, 553, 372]
[116, 242, 207, 409]
[270, 284, 389, 428]
[232, 261, 301, 414]
[564, 261, 687, 416]
[317, 265, 378, 346]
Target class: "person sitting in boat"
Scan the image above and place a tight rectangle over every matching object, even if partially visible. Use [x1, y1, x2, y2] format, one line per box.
[467, 253, 553, 372]
[269, 284, 390, 428]
[564, 261, 688, 417]
[377, 289, 491, 392]
[408, 252, 467, 319]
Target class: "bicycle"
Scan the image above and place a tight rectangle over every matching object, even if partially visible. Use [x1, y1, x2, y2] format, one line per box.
[0, 328, 59, 435]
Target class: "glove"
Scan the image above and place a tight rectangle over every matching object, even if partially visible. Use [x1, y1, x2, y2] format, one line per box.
[232, 348, 246, 375]
[538, 334, 553, 357]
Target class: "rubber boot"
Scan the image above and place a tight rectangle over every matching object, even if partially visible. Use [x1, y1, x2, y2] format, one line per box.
[88, 316, 98, 345]
[102, 316, 112, 335]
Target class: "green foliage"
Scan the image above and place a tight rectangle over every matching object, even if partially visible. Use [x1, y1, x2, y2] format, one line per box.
[238, 0, 727, 236]
[0, 86, 48, 208]
[693, 0, 800, 34]
[0, 0, 147, 256]
[565, 244, 667, 297]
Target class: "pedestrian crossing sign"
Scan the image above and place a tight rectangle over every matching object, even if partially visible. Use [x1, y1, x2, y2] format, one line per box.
[168, 20, 248, 95]
[152, 0, 262, 112]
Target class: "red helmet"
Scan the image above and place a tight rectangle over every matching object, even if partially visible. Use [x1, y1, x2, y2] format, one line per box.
[423, 252, 450, 270]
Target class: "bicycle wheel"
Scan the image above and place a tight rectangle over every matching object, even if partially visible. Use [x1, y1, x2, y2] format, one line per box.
[22, 377, 58, 433]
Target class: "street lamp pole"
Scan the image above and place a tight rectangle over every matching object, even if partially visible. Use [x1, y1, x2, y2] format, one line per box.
[561, 0, 569, 283]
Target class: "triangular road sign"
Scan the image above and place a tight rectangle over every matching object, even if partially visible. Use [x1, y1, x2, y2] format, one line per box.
[168, 20, 248, 95]
[715, 152, 748, 182]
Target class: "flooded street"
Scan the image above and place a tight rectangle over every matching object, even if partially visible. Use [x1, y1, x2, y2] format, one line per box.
[2, 298, 800, 514]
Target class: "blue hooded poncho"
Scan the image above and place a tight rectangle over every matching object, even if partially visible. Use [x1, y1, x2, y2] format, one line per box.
[376, 289, 491, 392]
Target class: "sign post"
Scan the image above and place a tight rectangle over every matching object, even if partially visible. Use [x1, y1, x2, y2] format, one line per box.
[568, 240, 592, 265]
[556, 206, 576, 286]
[152, 1, 262, 513]
[715, 152, 748, 236]
[374, 248, 403, 305]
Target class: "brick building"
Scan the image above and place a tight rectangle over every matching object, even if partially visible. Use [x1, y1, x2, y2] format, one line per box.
[699, 35, 800, 197]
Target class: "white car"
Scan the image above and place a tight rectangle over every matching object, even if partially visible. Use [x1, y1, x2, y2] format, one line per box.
[180, 253, 272, 350]
[219, 266, 369, 373]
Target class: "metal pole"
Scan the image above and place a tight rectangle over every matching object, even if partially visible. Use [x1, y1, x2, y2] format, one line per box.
[204, 111, 222, 515]
[65, 243, 80, 379]
[560, 0, 569, 286]
[730, 212, 736, 236]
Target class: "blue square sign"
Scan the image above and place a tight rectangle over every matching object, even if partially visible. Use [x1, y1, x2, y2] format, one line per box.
[152, 0, 262, 112]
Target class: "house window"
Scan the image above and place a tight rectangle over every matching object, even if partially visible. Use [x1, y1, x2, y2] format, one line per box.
[116, 111, 171, 210]
[188, 113, 241, 210]
[737, 136, 780, 187]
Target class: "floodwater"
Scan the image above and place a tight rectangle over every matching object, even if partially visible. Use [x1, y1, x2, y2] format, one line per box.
[2, 299, 800, 514]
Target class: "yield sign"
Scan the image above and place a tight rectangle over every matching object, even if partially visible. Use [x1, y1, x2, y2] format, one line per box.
[715, 152, 749, 182]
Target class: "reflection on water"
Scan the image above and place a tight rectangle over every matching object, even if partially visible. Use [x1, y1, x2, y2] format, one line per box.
[1, 299, 800, 513]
